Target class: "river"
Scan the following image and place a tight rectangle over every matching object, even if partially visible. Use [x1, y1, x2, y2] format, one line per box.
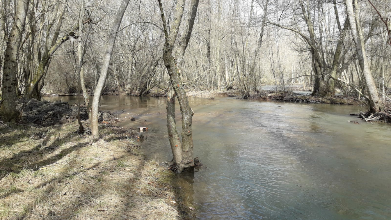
[45, 95, 391, 219]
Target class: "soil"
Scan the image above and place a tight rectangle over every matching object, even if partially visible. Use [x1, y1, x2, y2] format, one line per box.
[0, 99, 191, 219]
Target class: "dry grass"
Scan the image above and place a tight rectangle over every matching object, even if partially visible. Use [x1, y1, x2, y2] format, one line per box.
[0, 122, 179, 220]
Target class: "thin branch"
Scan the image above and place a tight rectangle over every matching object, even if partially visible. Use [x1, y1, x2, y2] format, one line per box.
[118, 21, 164, 33]
[157, 0, 169, 43]
[366, 0, 388, 27]
[366, 0, 391, 45]
[267, 21, 315, 50]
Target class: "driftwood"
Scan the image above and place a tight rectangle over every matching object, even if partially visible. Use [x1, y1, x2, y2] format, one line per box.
[359, 111, 391, 123]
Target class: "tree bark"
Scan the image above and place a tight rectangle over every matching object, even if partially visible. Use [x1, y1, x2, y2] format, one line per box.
[345, 0, 380, 112]
[158, 0, 199, 173]
[77, 0, 90, 107]
[1, 0, 29, 122]
[166, 89, 182, 166]
[299, 0, 324, 96]
[327, 17, 349, 96]
[90, 0, 130, 138]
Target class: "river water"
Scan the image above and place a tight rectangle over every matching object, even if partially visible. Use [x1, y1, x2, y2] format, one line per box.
[45, 96, 391, 219]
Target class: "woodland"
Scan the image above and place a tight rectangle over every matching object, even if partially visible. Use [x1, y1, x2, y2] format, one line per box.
[1, 0, 391, 170]
[1, 0, 391, 218]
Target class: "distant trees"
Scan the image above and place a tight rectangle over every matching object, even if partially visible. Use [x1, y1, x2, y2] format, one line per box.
[23, 1, 72, 100]
[1, 0, 391, 119]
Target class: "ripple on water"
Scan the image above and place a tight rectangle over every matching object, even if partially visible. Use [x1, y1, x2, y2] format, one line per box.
[61, 96, 391, 219]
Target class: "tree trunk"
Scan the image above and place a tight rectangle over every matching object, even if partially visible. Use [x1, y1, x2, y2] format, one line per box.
[1, 0, 29, 122]
[166, 88, 182, 168]
[77, 0, 90, 107]
[250, 0, 269, 92]
[346, 0, 380, 112]
[90, 0, 130, 138]
[299, 0, 324, 96]
[327, 17, 349, 96]
[158, 0, 199, 173]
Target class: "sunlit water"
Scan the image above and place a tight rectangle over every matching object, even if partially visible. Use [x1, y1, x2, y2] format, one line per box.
[45, 96, 391, 219]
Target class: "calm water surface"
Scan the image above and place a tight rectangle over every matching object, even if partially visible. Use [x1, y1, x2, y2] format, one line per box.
[46, 96, 391, 219]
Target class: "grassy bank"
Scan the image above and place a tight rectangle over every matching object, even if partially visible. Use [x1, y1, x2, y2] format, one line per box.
[0, 121, 181, 219]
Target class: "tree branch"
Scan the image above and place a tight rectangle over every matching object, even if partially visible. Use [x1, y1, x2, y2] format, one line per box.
[267, 21, 315, 50]
[366, 0, 391, 45]
[157, 0, 169, 42]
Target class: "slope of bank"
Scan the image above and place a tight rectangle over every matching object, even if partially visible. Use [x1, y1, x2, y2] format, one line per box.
[0, 100, 185, 219]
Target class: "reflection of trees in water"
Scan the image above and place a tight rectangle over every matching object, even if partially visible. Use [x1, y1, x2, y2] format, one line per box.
[173, 172, 196, 219]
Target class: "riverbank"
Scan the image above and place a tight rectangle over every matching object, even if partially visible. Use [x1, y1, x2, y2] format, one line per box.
[0, 100, 190, 219]
[27, 88, 391, 124]
[240, 90, 359, 104]
[185, 89, 391, 123]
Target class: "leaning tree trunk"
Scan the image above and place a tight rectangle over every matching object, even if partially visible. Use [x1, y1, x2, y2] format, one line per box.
[90, 0, 130, 138]
[327, 16, 349, 97]
[0, 0, 29, 122]
[346, 0, 380, 113]
[158, 0, 199, 173]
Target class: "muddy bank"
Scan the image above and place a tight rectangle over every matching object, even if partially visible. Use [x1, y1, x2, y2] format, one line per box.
[11, 98, 120, 127]
[263, 91, 360, 105]
[0, 100, 190, 219]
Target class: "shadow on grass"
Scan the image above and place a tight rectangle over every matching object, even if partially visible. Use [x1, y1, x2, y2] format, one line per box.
[0, 124, 39, 148]
[111, 156, 147, 219]
[1, 118, 198, 219]
[17, 154, 140, 219]
[0, 125, 86, 180]
[0, 187, 24, 200]
[15, 161, 102, 219]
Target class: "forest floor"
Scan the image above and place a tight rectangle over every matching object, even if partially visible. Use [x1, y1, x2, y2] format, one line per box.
[0, 100, 193, 220]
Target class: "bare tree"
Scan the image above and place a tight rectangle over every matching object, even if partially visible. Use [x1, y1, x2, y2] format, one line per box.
[90, 0, 130, 138]
[74, 0, 91, 106]
[158, 0, 200, 173]
[366, 0, 391, 46]
[0, 0, 29, 122]
[24, 1, 76, 100]
[346, 0, 380, 112]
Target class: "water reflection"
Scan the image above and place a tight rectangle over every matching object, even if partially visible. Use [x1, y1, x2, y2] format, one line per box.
[192, 100, 391, 219]
[173, 172, 196, 219]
